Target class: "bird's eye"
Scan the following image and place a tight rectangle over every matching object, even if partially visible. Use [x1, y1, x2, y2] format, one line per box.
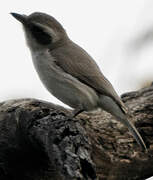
[30, 25, 52, 45]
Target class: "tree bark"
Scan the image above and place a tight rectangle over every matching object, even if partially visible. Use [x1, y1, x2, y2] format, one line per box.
[0, 84, 153, 180]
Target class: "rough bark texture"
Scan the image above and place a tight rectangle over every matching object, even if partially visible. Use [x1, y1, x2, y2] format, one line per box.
[0, 84, 153, 180]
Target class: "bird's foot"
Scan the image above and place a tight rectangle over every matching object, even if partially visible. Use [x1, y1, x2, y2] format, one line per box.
[71, 107, 84, 118]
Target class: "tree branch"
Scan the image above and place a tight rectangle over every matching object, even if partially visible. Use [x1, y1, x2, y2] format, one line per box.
[0, 84, 153, 180]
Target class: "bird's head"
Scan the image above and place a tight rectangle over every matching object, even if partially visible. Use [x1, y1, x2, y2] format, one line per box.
[11, 12, 68, 51]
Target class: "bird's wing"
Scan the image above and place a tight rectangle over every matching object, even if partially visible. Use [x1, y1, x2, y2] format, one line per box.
[50, 42, 127, 113]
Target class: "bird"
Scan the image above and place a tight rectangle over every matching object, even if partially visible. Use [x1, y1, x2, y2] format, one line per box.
[11, 12, 147, 151]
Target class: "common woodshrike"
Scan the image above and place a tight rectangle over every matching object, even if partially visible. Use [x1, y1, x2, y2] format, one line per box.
[11, 12, 147, 151]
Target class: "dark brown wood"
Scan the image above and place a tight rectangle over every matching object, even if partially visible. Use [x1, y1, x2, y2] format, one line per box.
[0, 84, 153, 180]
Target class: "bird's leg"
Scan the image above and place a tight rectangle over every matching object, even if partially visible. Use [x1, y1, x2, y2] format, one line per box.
[71, 106, 84, 118]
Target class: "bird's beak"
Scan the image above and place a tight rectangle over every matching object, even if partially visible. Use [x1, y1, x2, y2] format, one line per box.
[10, 12, 27, 24]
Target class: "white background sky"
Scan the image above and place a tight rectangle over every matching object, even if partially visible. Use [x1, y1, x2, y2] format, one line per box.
[0, 0, 153, 179]
[1, 0, 153, 103]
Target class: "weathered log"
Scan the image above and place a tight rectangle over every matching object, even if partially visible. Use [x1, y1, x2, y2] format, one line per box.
[0, 84, 153, 180]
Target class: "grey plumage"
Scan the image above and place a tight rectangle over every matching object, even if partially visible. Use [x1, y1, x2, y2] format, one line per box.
[11, 12, 147, 151]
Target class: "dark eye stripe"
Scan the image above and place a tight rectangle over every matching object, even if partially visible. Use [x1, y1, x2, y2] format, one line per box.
[30, 25, 52, 45]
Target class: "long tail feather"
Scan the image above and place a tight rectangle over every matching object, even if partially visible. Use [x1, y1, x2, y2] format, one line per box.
[119, 115, 147, 151]
[99, 95, 147, 151]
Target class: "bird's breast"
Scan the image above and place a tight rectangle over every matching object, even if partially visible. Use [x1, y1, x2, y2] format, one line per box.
[31, 50, 99, 111]
[31, 50, 61, 92]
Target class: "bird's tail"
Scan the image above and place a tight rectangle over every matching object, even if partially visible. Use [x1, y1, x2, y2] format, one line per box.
[99, 95, 147, 151]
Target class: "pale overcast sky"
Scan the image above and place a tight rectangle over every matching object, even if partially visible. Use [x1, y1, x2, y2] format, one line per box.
[0, 0, 153, 115]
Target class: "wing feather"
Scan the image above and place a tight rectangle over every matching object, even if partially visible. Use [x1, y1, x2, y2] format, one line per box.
[50, 41, 127, 113]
